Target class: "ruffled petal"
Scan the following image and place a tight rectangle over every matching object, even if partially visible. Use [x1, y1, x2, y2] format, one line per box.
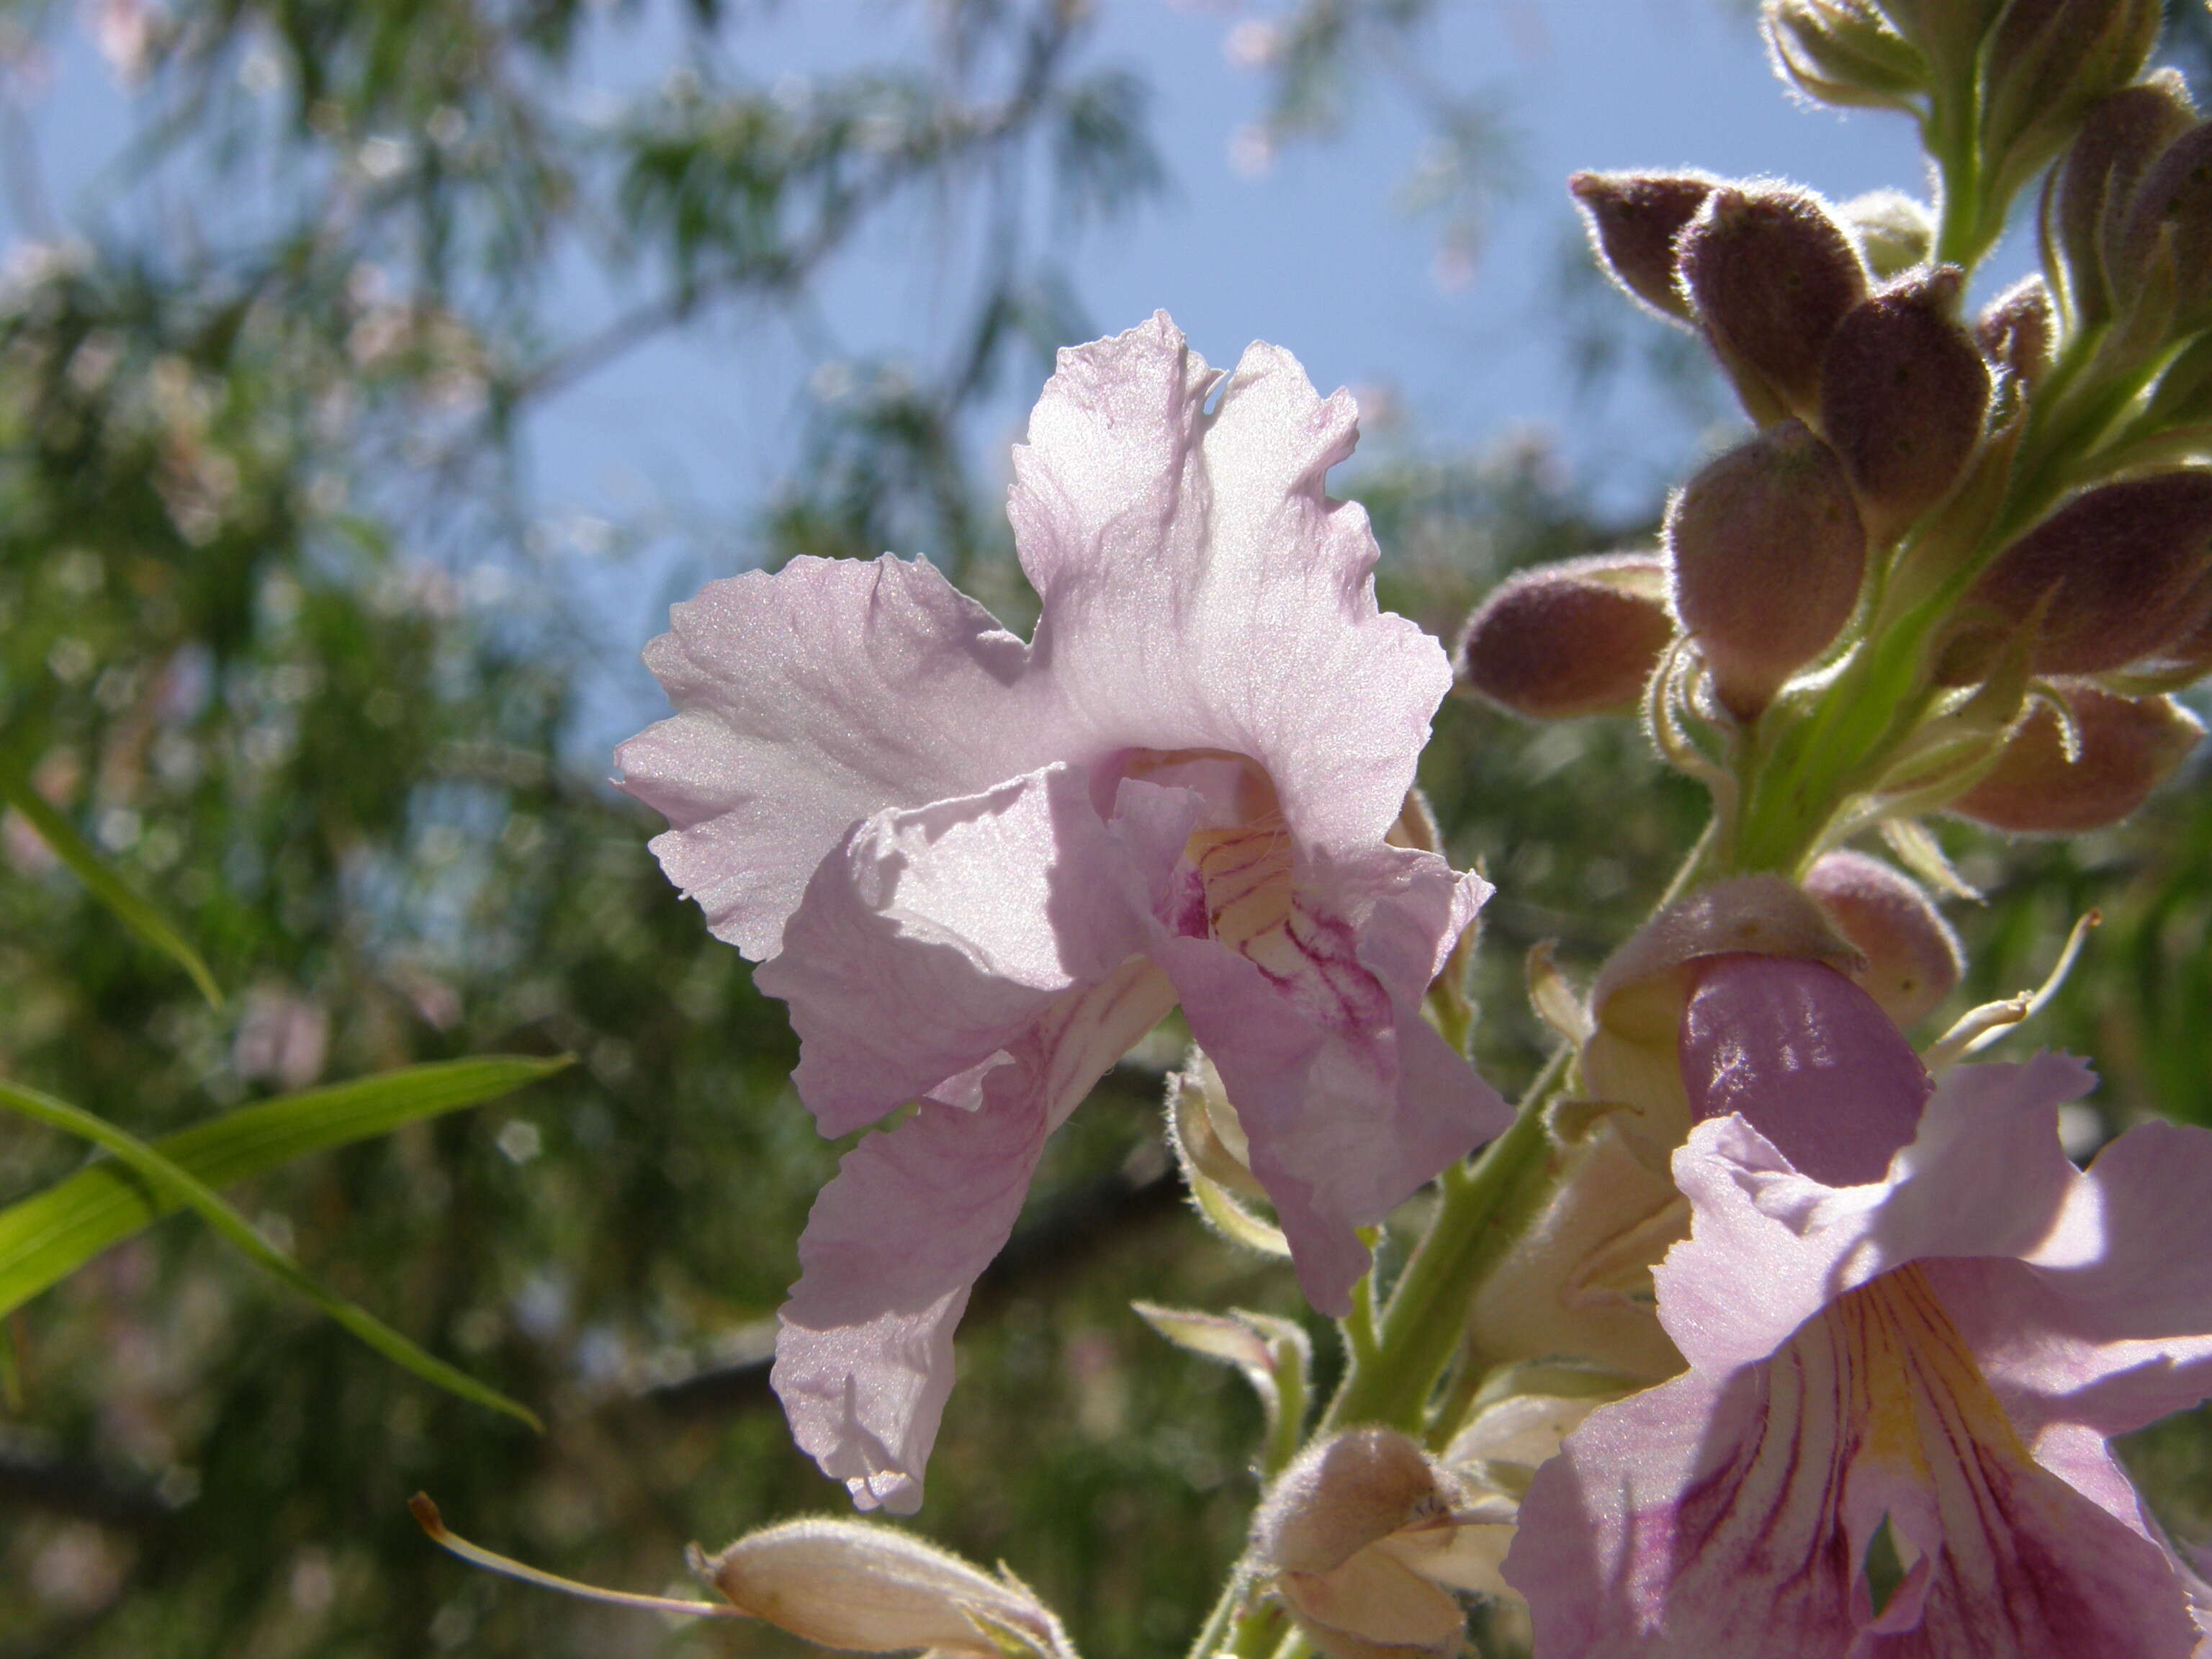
[1655, 1056, 2094, 1375]
[616, 554, 1051, 958]
[770, 960, 1176, 1514]
[1506, 1295, 2200, 1658]
[1157, 847, 1508, 1314]
[1008, 314, 1452, 853]
[757, 763, 1184, 1136]
[1681, 953, 1930, 1186]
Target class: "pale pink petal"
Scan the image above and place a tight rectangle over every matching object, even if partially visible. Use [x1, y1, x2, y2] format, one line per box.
[1506, 1293, 2199, 1658]
[1009, 313, 1452, 853]
[1681, 953, 1930, 1186]
[616, 554, 1051, 957]
[756, 764, 1184, 1136]
[771, 961, 1176, 1514]
[1158, 848, 1509, 1314]
[1654, 1056, 2092, 1375]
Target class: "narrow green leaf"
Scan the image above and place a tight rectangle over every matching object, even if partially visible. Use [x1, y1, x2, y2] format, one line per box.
[0, 1072, 551, 1429]
[0, 1056, 570, 1316]
[1, 773, 223, 1007]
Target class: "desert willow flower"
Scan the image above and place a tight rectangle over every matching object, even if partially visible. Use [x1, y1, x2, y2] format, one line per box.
[1505, 959, 2212, 1656]
[617, 313, 1508, 1513]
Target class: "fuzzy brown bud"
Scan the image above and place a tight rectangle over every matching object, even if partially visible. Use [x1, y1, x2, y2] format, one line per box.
[1982, 0, 2162, 203]
[2045, 75, 2196, 327]
[1254, 1431, 1472, 1659]
[1950, 685, 2203, 834]
[1456, 552, 1673, 719]
[1667, 422, 1866, 718]
[1678, 184, 1869, 423]
[1802, 850, 1963, 1028]
[1977, 275, 2055, 385]
[1568, 171, 1718, 323]
[1840, 189, 1934, 279]
[1966, 472, 2212, 675]
[2118, 121, 2212, 338]
[1820, 267, 1990, 541]
[1761, 0, 1927, 112]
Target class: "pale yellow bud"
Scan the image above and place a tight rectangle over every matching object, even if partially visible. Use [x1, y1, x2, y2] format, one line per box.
[700, 1519, 1071, 1658]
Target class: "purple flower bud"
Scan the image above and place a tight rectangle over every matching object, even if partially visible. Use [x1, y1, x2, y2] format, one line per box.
[1951, 685, 2203, 834]
[1677, 184, 1869, 423]
[1666, 422, 1866, 719]
[1982, 0, 2162, 203]
[1802, 850, 1963, 1028]
[1967, 472, 2212, 675]
[1760, 0, 1927, 112]
[1977, 275, 2055, 385]
[1567, 171, 1718, 324]
[2118, 120, 2212, 336]
[2044, 74, 2196, 326]
[1820, 267, 1990, 541]
[1456, 552, 1674, 719]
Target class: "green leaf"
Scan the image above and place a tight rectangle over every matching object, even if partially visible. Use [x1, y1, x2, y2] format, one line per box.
[1, 770, 223, 1007]
[0, 1056, 570, 1315]
[0, 1064, 568, 1429]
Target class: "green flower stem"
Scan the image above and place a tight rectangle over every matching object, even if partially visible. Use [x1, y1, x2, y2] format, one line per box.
[1319, 1045, 1568, 1437]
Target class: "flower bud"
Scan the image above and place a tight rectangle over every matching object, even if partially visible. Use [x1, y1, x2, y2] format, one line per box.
[701, 1520, 1072, 1658]
[1254, 1431, 1473, 1659]
[1977, 275, 2054, 385]
[1876, 0, 2000, 69]
[2118, 120, 2212, 337]
[1982, 0, 2162, 203]
[2045, 74, 2196, 326]
[1840, 188, 1934, 279]
[1966, 472, 2212, 675]
[1760, 0, 1927, 112]
[1820, 267, 1990, 541]
[1802, 850, 1964, 1028]
[1568, 171, 1718, 325]
[1456, 552, 1673, 719]
[1677, 184, 1869, 423]
[1949, 685, 2203, 833]
[1666, 422, 1866, 718]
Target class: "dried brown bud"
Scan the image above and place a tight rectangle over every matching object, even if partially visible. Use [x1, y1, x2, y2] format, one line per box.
[1983, 0, 2162, 203]
[2118, 120, 2212, 337]
[701, 1520, 1072, 1658]
[1667, 422, 1866, 718]
[1761, 0, 1928, 112]
[1966, 472, 2212, 675]
[1950, 685, 2203, 833]
[1455, 552, 1673, 719]
[1567, 171, 1718, 323]
[1678, 184, 1869, 423]
[2045, 75, 2197, 326]
[1977, 275, 2055, 386]
[1820, 267, 1990, 541]
[1802, 850, 1963, 1028]
[1840, 188, 1934, 279]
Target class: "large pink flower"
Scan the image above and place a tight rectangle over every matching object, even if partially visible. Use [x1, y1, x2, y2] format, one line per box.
[616, 314, 1508, 1513]
[1506, 957, 2212, 1655]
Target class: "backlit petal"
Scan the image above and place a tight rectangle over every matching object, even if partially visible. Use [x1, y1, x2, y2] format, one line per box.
[771, 960, 1176, 1514]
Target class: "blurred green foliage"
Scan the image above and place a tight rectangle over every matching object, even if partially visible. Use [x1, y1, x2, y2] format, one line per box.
[0, 3, 2207, 1657]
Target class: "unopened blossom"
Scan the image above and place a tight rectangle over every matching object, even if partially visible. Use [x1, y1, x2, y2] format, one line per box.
[1253, 1428, 1510, 1659]
[617, 314, 1507, 1513]
[1506, 958, 2212, 1655]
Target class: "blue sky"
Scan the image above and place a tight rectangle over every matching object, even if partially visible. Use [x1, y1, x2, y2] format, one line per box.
[12, 0, 2010, 743]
